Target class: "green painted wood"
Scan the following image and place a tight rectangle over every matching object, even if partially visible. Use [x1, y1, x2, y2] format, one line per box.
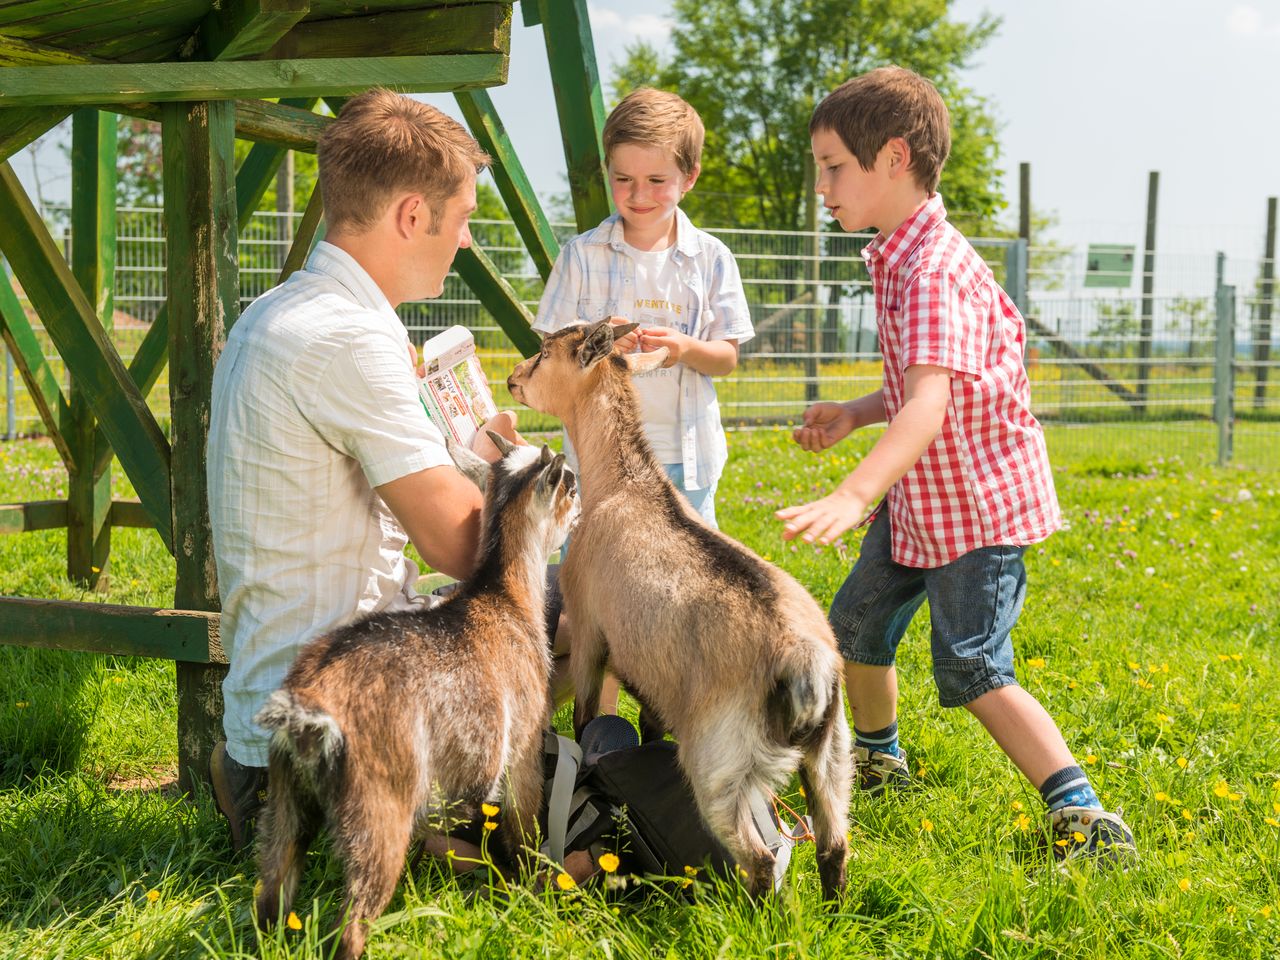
[0, 107, 69, 164]
[113, 97, 329, 151]
[162, 99, 237, 795]
[452, 244, 540, 358]
[0, 163, 173, 548]
[0, 499, 67, 534]
[455, 88, 558, 281]
[0, 596, 224, 664]
[0, 54, 507, 106]
[203, 0, 311, 61]
[68, 107, 117, 588]
[520, 0, 542, 27]
[275, 182, 324, 285]
[110, 499, 152, 527]
[0, 32, 104, 66]
[534, 0, 609, 231]
[253, 3, 508, 60]
[0, 264, 75, 466]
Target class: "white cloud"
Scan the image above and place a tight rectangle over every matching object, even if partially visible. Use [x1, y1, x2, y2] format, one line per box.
[1226, 4, 1263, 35]
[588, 4, 674, 42]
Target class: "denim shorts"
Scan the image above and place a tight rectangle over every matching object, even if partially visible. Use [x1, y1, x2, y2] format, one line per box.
[828, 510, 1025, 708]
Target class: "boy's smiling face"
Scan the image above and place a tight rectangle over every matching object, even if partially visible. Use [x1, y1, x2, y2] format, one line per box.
[607, 142, 699, 243]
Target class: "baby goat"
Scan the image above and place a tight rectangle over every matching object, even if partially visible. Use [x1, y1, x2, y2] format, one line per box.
[507, 320, 851, 899]
[254, 439, 578, 960]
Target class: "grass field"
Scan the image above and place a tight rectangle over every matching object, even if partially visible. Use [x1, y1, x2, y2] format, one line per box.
[1, 425, 1278, 959]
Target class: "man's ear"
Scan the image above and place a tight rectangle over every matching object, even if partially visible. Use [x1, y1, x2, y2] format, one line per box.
[579, 320, 616, 368]
[394, 193, 428, 239]
[624, 349, 668, 374]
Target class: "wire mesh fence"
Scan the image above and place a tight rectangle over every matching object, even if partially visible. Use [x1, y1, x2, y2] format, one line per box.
[2, 207, 1276, 470]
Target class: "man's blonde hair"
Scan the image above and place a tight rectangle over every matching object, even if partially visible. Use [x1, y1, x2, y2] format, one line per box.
[810, 66, 951, 194]
[317, 88, 490, 233]
[603, 87, 704, 176]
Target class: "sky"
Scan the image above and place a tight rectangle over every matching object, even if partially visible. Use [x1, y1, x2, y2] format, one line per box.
[12, 0, 1279, 272]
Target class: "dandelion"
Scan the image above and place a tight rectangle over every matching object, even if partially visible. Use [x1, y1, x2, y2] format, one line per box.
[921, 818, 934, 833]
[1085, 754, 1098, 766]
[1273, 802, 1280, 814]
[481, 802, 500, 817]
[1261, 905, 1274, 919]
[1217, 654, 1232, 662]
[1155, 791, 1169, 802]
[1184, 830, 1196, 843]
[555, 872, 576, 891]
[1178, 878, 1191, 893]
[1027, 657, 1046, 669]
[287, 912, 303, 930]
[598, 853, 620, 873]
[1265, 818, 1279, 828]
[1127, 661, 1141, 671]
[1176, 756, 1188, 769]
[1213, 781, 1231, 798]
[1155, 713, 1173, 726]
[1014, 813, 1031, 831]
[1182, 809, 1193, 821]
[916, 765, 927, 778]
[145, 889, 160, 903]
[1012, 800, 1024, 811]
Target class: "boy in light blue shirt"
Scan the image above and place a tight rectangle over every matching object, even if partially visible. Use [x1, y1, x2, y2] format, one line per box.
[533, 87, 753, 526]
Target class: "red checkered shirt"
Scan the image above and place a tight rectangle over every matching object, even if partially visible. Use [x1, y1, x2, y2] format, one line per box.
[863, 194, 1061, 568]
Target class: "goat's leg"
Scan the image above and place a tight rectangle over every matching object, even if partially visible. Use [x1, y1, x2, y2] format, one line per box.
[255, 756, 318, 932]
[497, 735, 546, 876]
[329, 787, 415, 960]
[568, 623, 608, 737]
[798, 701, 852, 900]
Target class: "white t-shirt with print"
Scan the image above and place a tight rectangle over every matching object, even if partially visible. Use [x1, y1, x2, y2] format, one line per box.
[623, 240, 686, 461]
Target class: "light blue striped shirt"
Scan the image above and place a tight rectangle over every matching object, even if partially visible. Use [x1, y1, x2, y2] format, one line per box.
[533, 209, 753, 489]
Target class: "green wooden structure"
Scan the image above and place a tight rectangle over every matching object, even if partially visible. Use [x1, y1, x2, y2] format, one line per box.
[0, 0, 611, 794]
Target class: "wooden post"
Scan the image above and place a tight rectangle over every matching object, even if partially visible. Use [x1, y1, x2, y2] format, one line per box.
[1214, 254, 1235, 467]
[1018, 162, 1031, 244]
[1254, 196, 1275, 410]
[162, 100, 237, 796]
[67, 108, 117, 589]
[1138, 171, 1158, 414]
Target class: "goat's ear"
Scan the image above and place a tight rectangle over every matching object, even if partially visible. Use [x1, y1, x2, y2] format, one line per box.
[485, 429, 518, 458]
[538, 443, 553, 465]
[624, 348, 668, 375]
[611, 321, 639, 339]
[446, 435, 489, 492]
[537, 452, 567, 497]
[579, 320, 616, 368]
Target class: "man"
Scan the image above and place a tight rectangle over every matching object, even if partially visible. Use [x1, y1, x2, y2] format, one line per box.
[207, 89, 514, 851]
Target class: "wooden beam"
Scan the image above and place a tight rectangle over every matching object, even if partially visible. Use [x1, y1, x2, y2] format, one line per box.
[0, 33, 103, 67]
[118, 98, 329, 152]
[253, 4, 509, 60]
[68, 108, 117, 588]
[110, 499, 152, 528]
[203, 0, 311, 61]
[452, 245, 541, 358]
[162, 99, 237, 796]
[534, 0, 610, 231]
[0, 264, 75, 466]
[0, 107, 69, 165]
[0, 500, 67, 534]
[276, 182, 324, 285]
[0, 596, 224, 664]
[0, 163, 173, 548]
[0, 54, 507, 107]
[455, 88, 559, 281]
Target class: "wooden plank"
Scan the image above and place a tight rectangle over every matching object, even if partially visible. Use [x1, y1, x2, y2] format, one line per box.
[67, 107, 117, 588]
[0, 32, 103, 67]
[0, 107, 68, 164]
[534, 0, 609, 231]
[0, 54, 507, 106]
[162, 99, 237, 795]
[253, 3, 508, 60]
[0, 499, 67, 534]
[203, 0, 311, 61]
[0, 162, 173, 549]
[275, 181, 324, 285]
[455, 88, 558, 281]
[0, 263, 75, 465]
[109, 499, 152, 528]
[452, 244, 540, 358]
[521, 0, 543, 27]
[0, 596, 224, 664]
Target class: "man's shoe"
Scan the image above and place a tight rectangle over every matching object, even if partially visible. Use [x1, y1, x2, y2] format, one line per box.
[1049, 806, 1137, 867]
[852, 745, 910, 795]
[210, 741, 268, 854]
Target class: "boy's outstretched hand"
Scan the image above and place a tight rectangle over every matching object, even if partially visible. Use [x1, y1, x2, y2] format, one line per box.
[792, 401, 857, 452]
[776, 486, 869, 546]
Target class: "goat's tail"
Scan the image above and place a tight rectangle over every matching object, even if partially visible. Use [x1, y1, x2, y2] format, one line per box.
[254, 690, 345, 770]
[768, 637, 842, 746]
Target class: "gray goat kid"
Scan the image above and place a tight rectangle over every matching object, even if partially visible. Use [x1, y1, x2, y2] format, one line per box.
[507, 320, 851, 899]
[253, 438, 579, 960]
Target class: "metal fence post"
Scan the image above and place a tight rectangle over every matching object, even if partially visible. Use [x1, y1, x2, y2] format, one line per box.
[5, 347, 13, 441]
[1005, 239, 1029, 315]
[1214, 270, 1235, 466]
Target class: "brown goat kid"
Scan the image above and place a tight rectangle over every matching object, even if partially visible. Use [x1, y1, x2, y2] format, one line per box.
[507, 320, 851, 899]
[253, 440, 579, 960]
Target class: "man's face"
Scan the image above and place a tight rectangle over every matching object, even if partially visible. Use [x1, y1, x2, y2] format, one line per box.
[411, 173, 477, 301]
[811, 127, 894, 234]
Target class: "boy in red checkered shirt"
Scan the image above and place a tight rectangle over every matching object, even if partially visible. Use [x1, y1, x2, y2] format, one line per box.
[776, 66, 1135, 865]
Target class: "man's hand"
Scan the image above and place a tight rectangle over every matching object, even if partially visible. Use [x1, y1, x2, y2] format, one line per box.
[775, 486, 869, 546]
[792, 401, 858, 453]
[608, 316, 640, 353]
[470, 410, 524, 463]
[637, 326, 688, 367]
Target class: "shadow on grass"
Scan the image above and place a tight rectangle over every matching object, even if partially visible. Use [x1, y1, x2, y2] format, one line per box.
[0, 646, 98, 787]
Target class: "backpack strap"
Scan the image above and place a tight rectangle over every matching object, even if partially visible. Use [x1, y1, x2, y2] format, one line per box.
[541, 732, 582, 866]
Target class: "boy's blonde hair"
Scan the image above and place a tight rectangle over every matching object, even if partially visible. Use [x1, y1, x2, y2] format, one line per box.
[317, 88, 490, 233]
[603, 87, 704, 176]
[810, 66, 951, 194]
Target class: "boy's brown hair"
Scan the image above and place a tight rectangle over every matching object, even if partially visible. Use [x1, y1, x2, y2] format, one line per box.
[603, 87, 704, 176]
[317, 88, 490, 233]
[810, 66, 951, 193]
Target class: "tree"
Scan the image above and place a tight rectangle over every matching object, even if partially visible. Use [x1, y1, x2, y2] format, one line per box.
[611, 0, 1005, 234]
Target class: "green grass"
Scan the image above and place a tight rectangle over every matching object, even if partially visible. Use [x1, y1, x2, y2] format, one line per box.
[1, 426, 1278, 958]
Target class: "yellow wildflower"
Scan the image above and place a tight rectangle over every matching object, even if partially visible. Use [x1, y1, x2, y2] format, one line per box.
[598, 853, 620, 873]
[1213, 780, 1231, 798]
[1265, 817, 1279, 828]
[921, 818, 934, 833]
[15, 701, 27, 709]
[1155, 713, 1173, 725]
[1155, 791, 1169, 803]
[1178, 878, 1191, 893]
[145, 889, 160, 903]
[1261, 905, 1274, 918]
[684, 865, 699, 877]
[1068, 680, 1079, 690]
[555, 872, 576, 891]
[1014, 813, 1031, 831]
[1011, 800, 1024, 811]
[1127, 661, 1141, 671]
[1272, 801, 1280, 814]
[1085, 754, 1098, 766]
[481, 802, 500, 817]
[1027, 657, 1046, 669]
[287, 912, 302, 931]
[1176, 757, 1188, 769]
[1072, 831, 1086, 843]
[1181, 809, 1193, 821]
[482, 821, 497, 832]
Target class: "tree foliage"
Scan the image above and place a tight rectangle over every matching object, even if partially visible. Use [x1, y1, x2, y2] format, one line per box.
[611, 0, 1005, 233]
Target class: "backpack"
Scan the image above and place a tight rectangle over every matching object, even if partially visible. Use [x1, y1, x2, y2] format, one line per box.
[540, 718, 800, 892]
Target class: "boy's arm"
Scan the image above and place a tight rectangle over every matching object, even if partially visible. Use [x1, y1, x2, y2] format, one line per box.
[793, 390, 887, 453]
[776, 365, 951, 545]
[638, 328, 738, 375]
